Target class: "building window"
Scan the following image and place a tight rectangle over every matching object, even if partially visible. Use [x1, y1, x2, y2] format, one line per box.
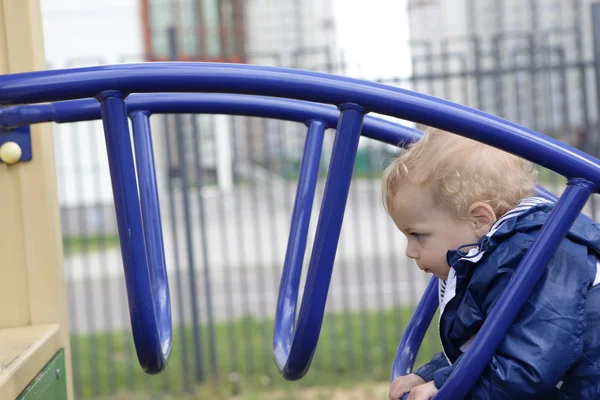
[140, 0, 246, 62]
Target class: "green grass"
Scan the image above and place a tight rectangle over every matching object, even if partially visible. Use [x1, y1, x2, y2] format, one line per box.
[536, 167, 567, 188]
[70, 307, 441, 399]
[62, 234, 120, 256]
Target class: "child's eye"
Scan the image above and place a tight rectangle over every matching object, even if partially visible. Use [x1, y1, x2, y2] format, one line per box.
[410, 232, 425, 241]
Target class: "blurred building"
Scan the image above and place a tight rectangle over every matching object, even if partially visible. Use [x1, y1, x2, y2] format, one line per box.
[141, 0, 246, 62]
[405, 0, 598, 141]
[42, 0, 339, 233]
[140, 0, 338, 68]
[139, 0, 340, 189]
[408, 0, 592, 43]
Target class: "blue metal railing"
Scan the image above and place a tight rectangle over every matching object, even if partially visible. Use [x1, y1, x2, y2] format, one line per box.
[1, 63, 599, 398]
[390, 276, 439, 380]
[0, 92, 421, 377]
[0, 93, 421, 146]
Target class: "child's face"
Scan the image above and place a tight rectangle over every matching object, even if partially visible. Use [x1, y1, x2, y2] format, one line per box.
[389, 184, 480, 280]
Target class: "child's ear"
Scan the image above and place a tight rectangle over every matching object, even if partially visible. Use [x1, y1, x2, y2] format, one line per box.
[468, 202, 497, 237]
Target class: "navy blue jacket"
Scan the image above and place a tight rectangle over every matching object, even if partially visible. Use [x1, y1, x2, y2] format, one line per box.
[414, 197, 600, 399]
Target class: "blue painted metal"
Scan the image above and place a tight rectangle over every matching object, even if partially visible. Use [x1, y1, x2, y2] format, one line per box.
[0, 94, 421, 147]
[435, 178, 594, 399]
[0, 91, 419, 377]
[275, 104, 365, 380]
[0, 125, 32, 163]
[274, 119, 326, 378]
[2, 63, 600, 393]
[394, 279, 439, 400]
[129, 110, 172, 363]
[97, 91, 171, 374]
[0, 104, 53, 129]
[0, 63, 599, 185]
[390, 276, 439, 381]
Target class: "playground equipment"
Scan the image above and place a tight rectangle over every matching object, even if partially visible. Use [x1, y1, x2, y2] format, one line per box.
[2, 63, 600, 400]
[0, 93, 421, 377]
[3, 2, 600, 399]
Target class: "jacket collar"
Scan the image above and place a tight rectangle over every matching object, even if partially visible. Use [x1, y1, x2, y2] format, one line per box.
[446, 197, 554, 271]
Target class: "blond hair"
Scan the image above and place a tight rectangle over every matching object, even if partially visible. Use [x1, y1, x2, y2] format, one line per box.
[382, 128, 538, 218]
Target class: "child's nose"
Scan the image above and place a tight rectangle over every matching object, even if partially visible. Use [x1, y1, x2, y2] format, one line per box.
[406, 244, 418, 260]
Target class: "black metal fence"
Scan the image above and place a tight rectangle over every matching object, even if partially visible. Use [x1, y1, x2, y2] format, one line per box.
[51, 8, 600, 399]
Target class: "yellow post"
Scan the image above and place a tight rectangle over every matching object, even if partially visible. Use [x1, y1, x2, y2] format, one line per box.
[0, 0, 73, 398]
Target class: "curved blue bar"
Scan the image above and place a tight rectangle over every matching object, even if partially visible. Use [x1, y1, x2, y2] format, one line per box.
[390, 276, 439, 381]
[0, 94, 421, 147]
[3, 63, 600, 392]
[274, 120, 326, 377]
[98, 92, 170, 374]
[1, 63, 600, 184]
[276, 105, 364, 380]
[436, 179, 594, 399]
[130, 111, 173, 364]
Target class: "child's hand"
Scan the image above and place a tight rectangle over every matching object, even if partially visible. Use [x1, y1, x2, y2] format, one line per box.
[388, 373, 426, 400]
[407, 381, 439, 400]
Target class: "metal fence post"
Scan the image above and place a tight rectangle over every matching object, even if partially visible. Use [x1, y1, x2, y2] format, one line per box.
[167, 26, 205, 384]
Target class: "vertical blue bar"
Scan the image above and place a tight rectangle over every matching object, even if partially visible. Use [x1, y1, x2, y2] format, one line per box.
[130, 111, 172, 351]
[97, 91, 166, 373]
[275, 104, 365, 380]
[274, 119, 326, 360]
[435, 179, 594, 399]
[390, 276, 439, 381]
